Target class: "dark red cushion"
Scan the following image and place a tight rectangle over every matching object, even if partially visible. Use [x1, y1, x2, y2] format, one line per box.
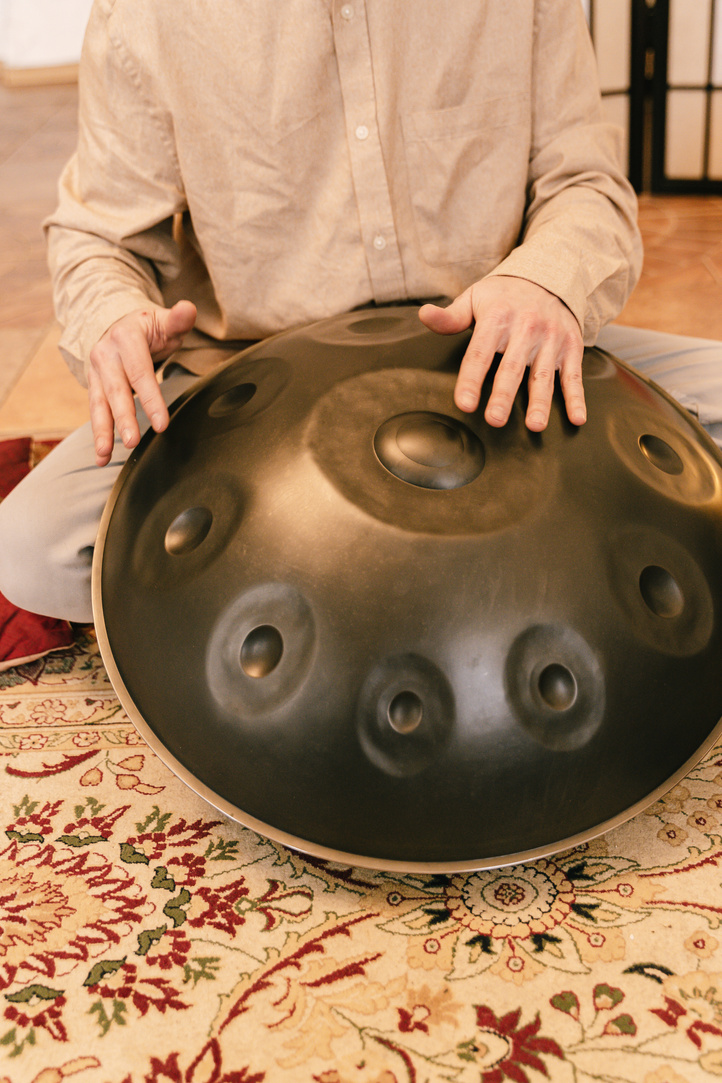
[0, 438, 74, 669]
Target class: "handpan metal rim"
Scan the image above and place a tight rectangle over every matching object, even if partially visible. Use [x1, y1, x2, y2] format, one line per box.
[92, 517, 722, 873]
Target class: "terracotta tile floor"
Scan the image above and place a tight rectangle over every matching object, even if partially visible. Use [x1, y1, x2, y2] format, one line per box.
[0, 81, 88, 437]
[1, 81, 722, 438]
[619, 193, 722, 339]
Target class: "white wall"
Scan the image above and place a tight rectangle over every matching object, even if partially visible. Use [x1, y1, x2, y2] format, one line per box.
[0, 0, 93, 69]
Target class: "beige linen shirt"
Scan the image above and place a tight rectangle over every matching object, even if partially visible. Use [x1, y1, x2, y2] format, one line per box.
[46, 0, 642, 384]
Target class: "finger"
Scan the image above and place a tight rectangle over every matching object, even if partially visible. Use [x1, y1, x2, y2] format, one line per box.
[132, 369, 169, 433]
[484, 339, 534, 427]
[120, 325, 170, 431]
[100, 322, 167, 438]
[419, 290, 473, 335]
[559, 346, 587, 426]
[453, 320, 503, 412]
[91, 335, 145, 451]
[100, 363, 141, 450]
[87, 367, 116, 467]
[524, 343, 558, 432]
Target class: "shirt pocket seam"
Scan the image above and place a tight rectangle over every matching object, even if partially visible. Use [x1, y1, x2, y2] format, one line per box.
[401, 97, 530, 267]
[401, 94, 530, 143]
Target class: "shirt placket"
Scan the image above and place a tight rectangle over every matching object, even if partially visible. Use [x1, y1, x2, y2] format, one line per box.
[332, 0, 407, 303]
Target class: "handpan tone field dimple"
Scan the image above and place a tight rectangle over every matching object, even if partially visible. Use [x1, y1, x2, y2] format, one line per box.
[374, 411, 485, 489]
[93, 306, 722, 872]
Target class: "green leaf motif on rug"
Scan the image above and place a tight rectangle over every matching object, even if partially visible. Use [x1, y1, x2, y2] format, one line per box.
[607, 1013, 637, 1035]
[0, 670, 30, 689]
[43, 653, 81, 676]
[136, 926, 167, 957]
[120, 841, 150, 864]
[624, 961, 675, 984]
[571, 901, 600, 921]
[57, 833, 108, 847]
[531, 932, 563, 954]
[565, 861, 596, 882]
[135, 805, 172, 834]
[12, 795, 38, 818]
[0, 1025, 36, 1057]
[425, 874, 452, 888]
[183, 956, 221, 987]
[151, 866, 176, 891]
[89, 997, 127, 1036]
[84, 959, 127, 987]
[204, 837, 240, 861]
[423, 906, 453, 928]
[74, 796, 106, 820]
[5, 830, 44, 843]
[593, 982, 625, 1010]
[465, 934, 494, 955]
[550, 991, 581, 1018]
[6, 985, 63, 1003]
[164, 888, 192, 928]
[456, 1037, 481, 1063]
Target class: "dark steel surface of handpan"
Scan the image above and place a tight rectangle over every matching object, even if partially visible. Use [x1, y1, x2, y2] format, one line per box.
[93, 306, 722, 871]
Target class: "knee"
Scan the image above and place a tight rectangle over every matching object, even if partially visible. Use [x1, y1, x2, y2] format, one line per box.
[0, 472, 94, 623]
[0, 477, 41, 600]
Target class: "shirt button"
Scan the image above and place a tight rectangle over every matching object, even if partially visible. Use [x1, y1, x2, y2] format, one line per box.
[341, 4, 354, 19]
[373, 234, 387, 251]
[355, 124, 369, 141]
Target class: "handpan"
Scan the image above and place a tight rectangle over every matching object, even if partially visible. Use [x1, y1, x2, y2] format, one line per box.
[93, 306, 722, 871]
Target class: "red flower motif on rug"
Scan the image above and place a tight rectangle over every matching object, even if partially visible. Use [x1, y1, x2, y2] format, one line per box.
[458, 1005, 564, 1082]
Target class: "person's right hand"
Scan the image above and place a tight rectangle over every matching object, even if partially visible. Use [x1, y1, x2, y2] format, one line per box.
[88, 299, 197, 466]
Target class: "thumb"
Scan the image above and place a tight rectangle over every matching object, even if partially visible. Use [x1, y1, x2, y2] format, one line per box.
[418, 291, 473, 335]
[163, 299, 197, 337]
[147, 299, 197, 357]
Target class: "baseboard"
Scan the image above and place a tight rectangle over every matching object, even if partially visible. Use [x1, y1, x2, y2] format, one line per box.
[0, 61, 79, 88]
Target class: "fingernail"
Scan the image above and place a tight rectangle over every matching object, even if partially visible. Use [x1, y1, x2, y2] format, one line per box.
[459, 392, 476, 410]
[151, 413, 164, 429]
[121, 429, 131, 445]
[488, 407, 505, 423]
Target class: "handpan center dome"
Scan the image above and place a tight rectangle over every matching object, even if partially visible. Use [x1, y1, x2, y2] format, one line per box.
[374, 411, 485, 489]
[93, 306, 722, 873]
[395, 414, 464, 468]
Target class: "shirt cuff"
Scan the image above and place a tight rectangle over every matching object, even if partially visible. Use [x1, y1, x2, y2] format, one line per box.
[484, 245, 589, 341]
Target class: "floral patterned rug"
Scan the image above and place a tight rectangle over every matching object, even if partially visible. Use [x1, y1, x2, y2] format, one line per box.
[2, 630, 722, 1083]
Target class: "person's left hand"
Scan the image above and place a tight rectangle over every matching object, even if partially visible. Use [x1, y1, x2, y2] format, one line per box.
[419, 276, 586, 432]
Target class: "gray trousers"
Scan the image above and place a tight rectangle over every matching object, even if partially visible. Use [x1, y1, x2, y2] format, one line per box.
[1, 324, 721, 624]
